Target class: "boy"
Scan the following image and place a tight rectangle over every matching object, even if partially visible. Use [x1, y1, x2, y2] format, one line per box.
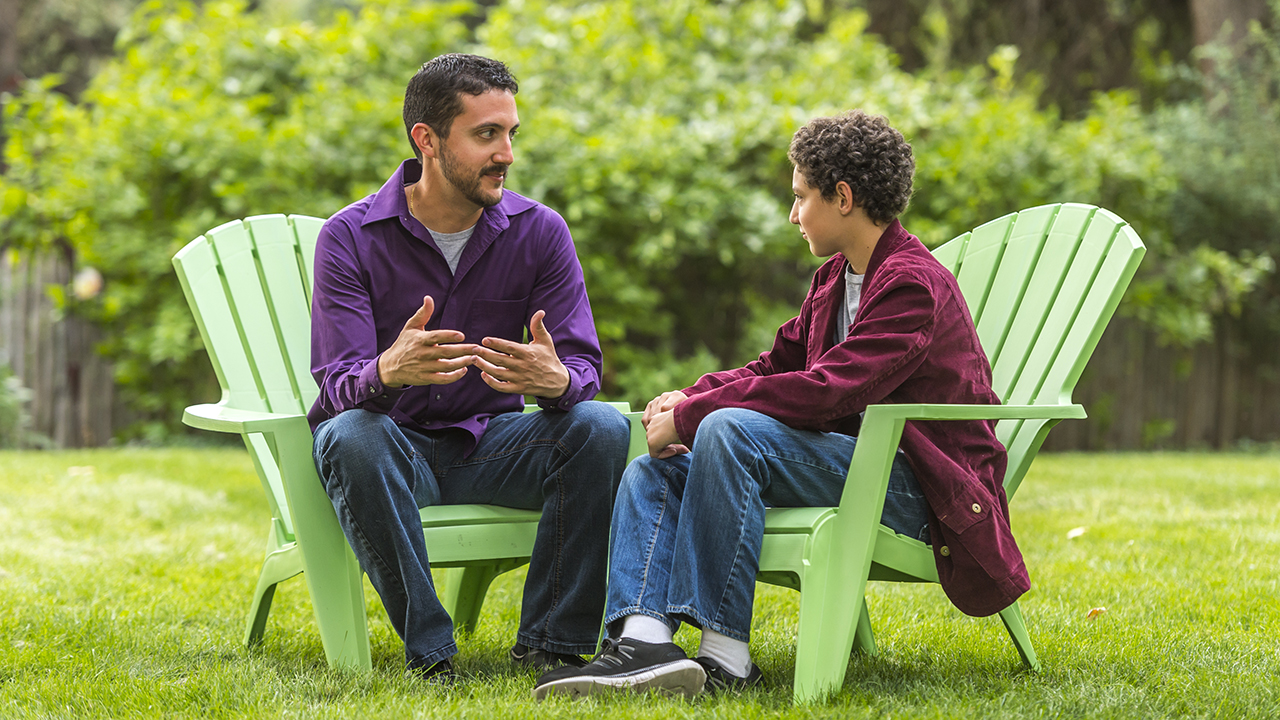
[533, 110, 1027, 698]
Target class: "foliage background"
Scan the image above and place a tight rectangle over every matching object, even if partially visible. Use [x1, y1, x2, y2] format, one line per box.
[1, 0, 1277, 439]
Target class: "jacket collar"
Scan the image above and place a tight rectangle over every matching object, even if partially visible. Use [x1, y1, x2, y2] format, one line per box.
[861, 219, 910, 284]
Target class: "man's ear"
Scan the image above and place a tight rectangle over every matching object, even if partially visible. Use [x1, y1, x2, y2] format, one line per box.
[411, 123, 439, 160]
[835, 181, 857, 215]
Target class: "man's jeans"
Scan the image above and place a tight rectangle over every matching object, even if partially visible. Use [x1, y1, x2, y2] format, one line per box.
[604, 407, 930, 642]
[313, 401, 630, 668]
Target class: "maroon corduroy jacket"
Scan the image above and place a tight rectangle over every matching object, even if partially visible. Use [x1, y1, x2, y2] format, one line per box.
[672, 220, 1030, 617]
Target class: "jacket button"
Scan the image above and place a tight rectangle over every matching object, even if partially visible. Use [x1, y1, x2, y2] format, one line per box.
[939, 545, 951, 557]
[971, 503, 982, 513]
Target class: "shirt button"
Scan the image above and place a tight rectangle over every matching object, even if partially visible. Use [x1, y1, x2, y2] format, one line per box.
[939, 546, 951, 557]
[971, 503, 982, 514]
[435, 394, 442, 400]
[369, 386, 376, 393]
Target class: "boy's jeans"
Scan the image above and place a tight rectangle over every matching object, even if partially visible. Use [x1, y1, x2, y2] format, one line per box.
[604, 407, 930, 642]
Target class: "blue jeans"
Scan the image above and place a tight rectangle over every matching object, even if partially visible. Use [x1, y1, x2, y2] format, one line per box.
[604, 407, 930, 642]
[313, 401, 631, 668]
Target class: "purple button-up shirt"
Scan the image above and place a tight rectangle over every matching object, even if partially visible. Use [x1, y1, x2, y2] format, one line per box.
[673, 220, 1029, 617]
[307, 160, 603, 451]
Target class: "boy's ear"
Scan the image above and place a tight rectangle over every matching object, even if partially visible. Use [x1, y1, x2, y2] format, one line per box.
[835, 181, 856, 215]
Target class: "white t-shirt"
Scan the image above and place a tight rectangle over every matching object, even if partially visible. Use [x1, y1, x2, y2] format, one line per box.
[833, 264, 866, 344]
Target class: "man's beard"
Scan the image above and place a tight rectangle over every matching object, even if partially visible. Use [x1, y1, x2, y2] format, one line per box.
[439, 143, 506, 208]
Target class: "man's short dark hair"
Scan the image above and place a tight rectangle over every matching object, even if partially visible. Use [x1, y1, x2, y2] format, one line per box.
[787, 111, 915, 225]
[403, 54, 519, 161]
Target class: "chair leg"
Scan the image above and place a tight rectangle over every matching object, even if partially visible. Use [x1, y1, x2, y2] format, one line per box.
[998, 600, 1041, 671]
[275, 428, 372, 671]
[791, 522, 865, 703]
[852, 596, 877, 656]
[244, 543, 304, 647]
[440, 565, 502, 635]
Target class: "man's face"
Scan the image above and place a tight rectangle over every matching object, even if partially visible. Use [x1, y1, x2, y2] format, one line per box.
[789, 166, 843, 258]
[435, 89, 519, 208]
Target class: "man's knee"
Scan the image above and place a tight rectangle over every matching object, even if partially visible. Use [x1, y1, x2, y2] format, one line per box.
[314, 409, 401, 462]
[562, 401, 632, 454]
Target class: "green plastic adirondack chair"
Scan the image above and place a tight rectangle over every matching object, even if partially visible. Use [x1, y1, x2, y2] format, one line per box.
[756, 203, 1146, 702]
[172, 214, 645, 670]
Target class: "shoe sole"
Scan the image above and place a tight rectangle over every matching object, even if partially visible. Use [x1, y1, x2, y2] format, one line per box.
[532, 659, 706, 701]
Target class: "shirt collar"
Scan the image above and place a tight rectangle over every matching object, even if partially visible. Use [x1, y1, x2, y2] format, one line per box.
[360, 158, 538, 228]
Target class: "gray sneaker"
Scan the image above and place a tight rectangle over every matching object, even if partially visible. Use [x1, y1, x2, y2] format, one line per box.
[532, 637, 706, 700]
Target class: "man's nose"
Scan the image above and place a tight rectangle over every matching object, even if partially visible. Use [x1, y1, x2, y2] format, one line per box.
[494, 137, 515, 165]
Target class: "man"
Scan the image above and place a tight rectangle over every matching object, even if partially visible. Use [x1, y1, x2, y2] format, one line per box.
[534, 111, 1027, 699]
[308, 54, 631, 682]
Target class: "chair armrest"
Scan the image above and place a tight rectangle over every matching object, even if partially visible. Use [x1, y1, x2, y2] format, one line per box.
[863, 402, 1085, 424]
[183, 403, 309, 435]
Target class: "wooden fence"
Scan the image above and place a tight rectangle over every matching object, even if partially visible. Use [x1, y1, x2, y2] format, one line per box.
[0, 247, 115, 447]
[1043, 317, 1280, 450]
[0, 245, 1277, 449]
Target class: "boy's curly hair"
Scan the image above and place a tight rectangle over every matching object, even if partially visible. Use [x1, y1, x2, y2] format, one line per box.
[787, 111, 915, 225]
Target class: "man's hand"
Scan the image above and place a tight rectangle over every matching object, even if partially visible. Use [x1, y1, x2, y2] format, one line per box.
[645, 409, 688, 459]
[377, 296, 478, 387]
[472, 310, 571, 398]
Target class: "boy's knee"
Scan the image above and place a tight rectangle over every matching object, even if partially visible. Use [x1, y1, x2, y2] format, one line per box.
[696, 407, 758, 446]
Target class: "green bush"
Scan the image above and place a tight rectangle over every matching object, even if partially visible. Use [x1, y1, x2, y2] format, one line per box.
[1, 0, 1274, 437]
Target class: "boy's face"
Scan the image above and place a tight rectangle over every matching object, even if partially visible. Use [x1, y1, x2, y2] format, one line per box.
[789, 167, 844, 258]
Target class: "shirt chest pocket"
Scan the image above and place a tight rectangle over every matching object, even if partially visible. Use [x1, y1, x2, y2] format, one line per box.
[466, 296, 529, 344]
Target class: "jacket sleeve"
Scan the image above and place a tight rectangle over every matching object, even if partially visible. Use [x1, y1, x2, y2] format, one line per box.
[309, 219, 406, 420]
[673, 274, 935, 445]
[528, 213, 603, 411]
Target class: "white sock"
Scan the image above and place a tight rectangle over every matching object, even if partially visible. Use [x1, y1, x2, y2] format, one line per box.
[697, 628, 752, 678]
[620, 614, 674, 645]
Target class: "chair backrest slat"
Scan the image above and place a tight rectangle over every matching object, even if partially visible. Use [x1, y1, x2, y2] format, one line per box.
[951, 215, 1016, 324]
[244, 215, 317, 409]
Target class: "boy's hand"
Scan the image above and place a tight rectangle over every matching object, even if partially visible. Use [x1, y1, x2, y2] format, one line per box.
[642, 390, 688, 428]
[645, 409, 688, 459]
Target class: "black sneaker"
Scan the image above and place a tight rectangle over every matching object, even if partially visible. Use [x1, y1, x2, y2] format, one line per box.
[695, 656, 764, 694]
[531, 637, 706, 700]
[405, 657, 458, 686]
[510, 642, 588, 671]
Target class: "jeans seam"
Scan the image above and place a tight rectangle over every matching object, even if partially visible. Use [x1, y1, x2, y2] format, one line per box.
[634, 465, 673, 610]
[706, 448, 760, 633]
[452, 437, 565, 467]
[326, 472, 407, 617]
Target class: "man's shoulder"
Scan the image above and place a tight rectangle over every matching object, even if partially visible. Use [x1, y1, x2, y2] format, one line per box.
[321, 193, 379, 244]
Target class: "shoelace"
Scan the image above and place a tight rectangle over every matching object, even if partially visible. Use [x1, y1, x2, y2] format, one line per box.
[589, 638, 632, 668]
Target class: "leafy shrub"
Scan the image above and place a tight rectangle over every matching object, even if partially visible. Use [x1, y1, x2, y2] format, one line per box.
[1, 0, 1274, 437]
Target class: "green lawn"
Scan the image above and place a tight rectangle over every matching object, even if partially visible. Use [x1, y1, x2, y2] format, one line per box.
[1, 450, 1277, 719]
